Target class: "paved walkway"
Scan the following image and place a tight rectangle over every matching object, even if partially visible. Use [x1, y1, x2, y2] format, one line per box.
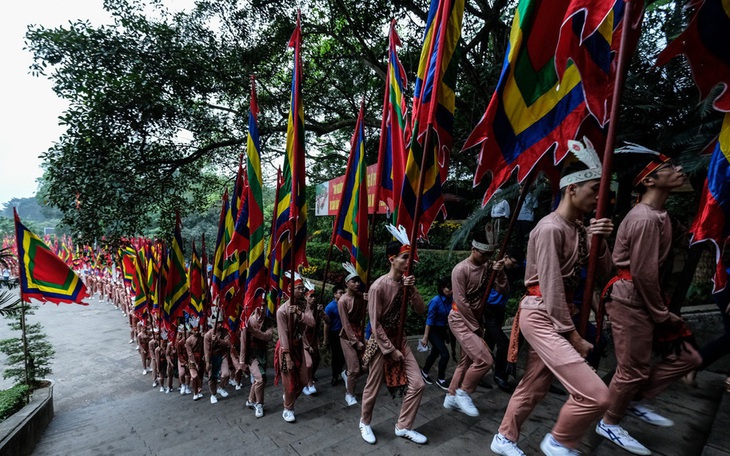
[1, 294, 727, 455]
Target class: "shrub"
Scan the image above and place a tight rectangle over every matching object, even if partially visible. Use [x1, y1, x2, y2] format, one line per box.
[0, 384, 30, 422]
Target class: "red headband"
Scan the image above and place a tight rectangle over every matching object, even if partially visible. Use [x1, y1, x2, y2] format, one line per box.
[632, 154, 672, 187]
[388, 244, 411, 259]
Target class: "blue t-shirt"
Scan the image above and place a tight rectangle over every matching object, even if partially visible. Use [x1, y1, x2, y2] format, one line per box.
[324, 300, 342, 332]
[426, 295, 452, 327]
[486, 289, 509, 306]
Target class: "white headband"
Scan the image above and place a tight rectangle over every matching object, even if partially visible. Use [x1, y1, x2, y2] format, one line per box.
[472, 240, 493, 252]
[559, 137, 603, 188]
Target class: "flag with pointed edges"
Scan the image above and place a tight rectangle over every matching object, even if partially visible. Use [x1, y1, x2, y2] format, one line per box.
[14, 208, 89, 305]
[333, 103, 370, 282]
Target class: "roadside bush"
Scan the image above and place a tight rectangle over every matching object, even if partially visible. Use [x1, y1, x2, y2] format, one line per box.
[0, 384, 30, 422]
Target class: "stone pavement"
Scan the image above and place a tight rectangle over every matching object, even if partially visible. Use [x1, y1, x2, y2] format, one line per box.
[1, 293, 727, 456]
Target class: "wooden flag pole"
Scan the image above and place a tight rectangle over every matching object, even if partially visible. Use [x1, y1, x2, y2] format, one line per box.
[480, 173, 536, 317]
[579, 0, 637, 337]
[395, 126, 435, 350]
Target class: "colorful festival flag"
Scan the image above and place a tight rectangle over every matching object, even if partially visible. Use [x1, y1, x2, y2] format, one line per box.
[242, 76, 268, 321]
[556, 0, 642, 126]
[163, 214, 190, 323]
[657, 0, 730, 112]
[396, 0, 464, 239]
[663, 0, 730, 291]
[278, 12, 308, 273]
[463, 0, 628, 205]
[332, 102, 370, 282]
[13, 208, 89, 305]
[188, 240, 205, 316]
[689, 114, 730, 291]
[375, 21, 409, 219]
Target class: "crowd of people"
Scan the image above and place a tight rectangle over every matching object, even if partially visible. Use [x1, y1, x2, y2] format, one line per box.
[76, 141, 730, 456]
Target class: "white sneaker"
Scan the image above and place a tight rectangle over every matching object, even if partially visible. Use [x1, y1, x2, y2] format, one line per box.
[254, 403, 264, 418]
[246, 400, 255, 409]
[282, 409, 296, 423]
[210, 395, 218, 404]
[165, 387, 170, 394]
[627, 402, 674, 427]
[395, 426, 427, 444]
[596, 420, 651, 455]
[142, 369, 147, 375]
[128, 339, 134, 344]
[490, 433, 525, 456]
[345, 393, 358, 406]
[359, 421, 376, 444]
[217, 388, 229, 398]
[193, 393, 202, 401]
[341, 370, 348, 389]
[308, 384, 317, 394]
[540, 433, 580, 456]
[159, 386, 165, 392]
[454, 389, 479, 417]
[443, 394, 460, 411]
[135, 346, 139, 351]
[235, 384, 242, 391]
[184, 385, 192, 395]
[180, 386, 185, 395]
[302, 385, 313, 396]
[152, 380, 158, 387]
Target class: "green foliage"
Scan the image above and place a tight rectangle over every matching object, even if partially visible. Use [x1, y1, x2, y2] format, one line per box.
[0, 384, 30, 422]
[0, 303, 55, 388]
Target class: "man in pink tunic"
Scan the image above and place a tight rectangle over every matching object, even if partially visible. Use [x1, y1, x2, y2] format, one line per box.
[444, 233, 507, 417]
[491, 140, 614, 456]
[243, 306, 274, 418]
[204, 314, 231, 404]
[595, 149, 702, 455]
[338, 263, 367, 406]
[176, 324, 191, 395]
[185, 317, 205, 400]
[358, 232, 427, 446]
[275, 275, 316, 423]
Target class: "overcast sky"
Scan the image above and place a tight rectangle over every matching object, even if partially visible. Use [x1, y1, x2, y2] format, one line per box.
[0, 0, 195, 208]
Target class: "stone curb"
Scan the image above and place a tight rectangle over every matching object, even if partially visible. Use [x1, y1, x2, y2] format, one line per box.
[0, 380, 54, 456]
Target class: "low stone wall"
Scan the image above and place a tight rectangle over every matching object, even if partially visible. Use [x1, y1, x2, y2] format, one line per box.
[0, 381, 54, 456]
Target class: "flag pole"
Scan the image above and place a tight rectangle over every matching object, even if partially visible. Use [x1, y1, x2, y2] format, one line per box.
[395, 126, 435, 350]
[579, 0, 637, 337]
[480, 172, 536, 314]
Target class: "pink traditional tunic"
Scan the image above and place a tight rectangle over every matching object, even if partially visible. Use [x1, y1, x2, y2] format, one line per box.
[276, 299, 315, 410]
[448, 257, 508, 394]
[338, 292, 366, 395]
[243, 308, 273, 405]
[498, 212, 612, 449]
[604, 203, 701, 420]
[360, 274, 425, 430]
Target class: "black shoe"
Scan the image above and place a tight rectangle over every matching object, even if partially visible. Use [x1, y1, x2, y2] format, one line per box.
[420, 369, 433, 385]
[494, 376, 514, 394]
[331, 377, 339, 387]
[436, 378, 449, 391]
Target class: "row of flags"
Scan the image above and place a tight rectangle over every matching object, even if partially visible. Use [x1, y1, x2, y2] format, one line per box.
[6, 0, 730, 316]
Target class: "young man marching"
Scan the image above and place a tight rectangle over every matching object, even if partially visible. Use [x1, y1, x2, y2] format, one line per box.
[491, 139, 614, 456]
[358, 225, 427, 445]
[444, 234, 507, 417]
[338, 262, 367, 406]
[595, 148, 702, 455]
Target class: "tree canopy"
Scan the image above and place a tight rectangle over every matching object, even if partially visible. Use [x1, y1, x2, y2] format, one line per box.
[24, 0, 720, 245]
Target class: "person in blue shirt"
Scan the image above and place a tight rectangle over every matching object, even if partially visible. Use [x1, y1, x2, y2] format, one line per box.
[420, 277, 453, 390]
[323, 284, 346, 386]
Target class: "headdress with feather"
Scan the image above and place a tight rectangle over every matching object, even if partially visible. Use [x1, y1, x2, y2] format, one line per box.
[615, 142, 673, 186]
[342, 262, 360, 282]
[560, 137, 603, 188]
